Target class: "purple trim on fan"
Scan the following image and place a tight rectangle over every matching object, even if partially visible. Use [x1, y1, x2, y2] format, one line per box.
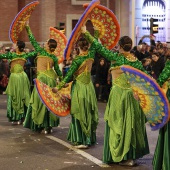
[121, 65, 169, 131]
[64, 0, 98, 59]
[151, 96, 169, 131]
[33, 79, 61, 117]
[9, 1, 38, 42]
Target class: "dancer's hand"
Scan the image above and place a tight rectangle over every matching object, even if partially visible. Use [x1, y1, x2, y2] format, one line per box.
[63, 83, 69, 88]
[162, 81, 168, 94]
[25, 20, 29, 26]
[81, 25, 86, 33]
[95, 84, 99, 87]
[52, 87, 58, 93]
[93, 25, 100, 31]
[133, 92, 140, 101]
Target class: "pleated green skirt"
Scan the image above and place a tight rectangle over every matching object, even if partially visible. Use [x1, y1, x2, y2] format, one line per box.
[7, 95, 27, 122]
[6, 71, 31, 122]
[23, 70, 59, 132]
[152, 122, 170, 170]
[103, 84, 149, 163]
[67, 79, 99, 146]
[67, 116, 97, 146]
[103, 121, 150, 163]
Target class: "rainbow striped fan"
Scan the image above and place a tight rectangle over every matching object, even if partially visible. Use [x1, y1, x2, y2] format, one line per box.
[64, 0, 120, 59]
[121, 65, 170, 131]
[9, 1, 39, 43]
[49, 27, 67, 64]
[34, 79, 72, 117]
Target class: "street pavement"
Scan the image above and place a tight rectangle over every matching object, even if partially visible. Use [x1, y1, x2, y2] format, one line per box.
[0, 94, 158, 170]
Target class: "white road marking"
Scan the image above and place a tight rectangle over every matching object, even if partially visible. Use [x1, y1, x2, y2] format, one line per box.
[46, 135, 110, 168]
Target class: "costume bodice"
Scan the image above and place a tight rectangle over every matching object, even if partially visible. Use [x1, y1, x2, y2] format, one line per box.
[36, 56, 54, 71]
[74, 58, 93, 84]
[74, 58, 93, 76]
[10, 58, 26, 69]
[110, 67, 131, 89]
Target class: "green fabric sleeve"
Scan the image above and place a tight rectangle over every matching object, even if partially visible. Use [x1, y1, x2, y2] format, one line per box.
[84, 31, 95, 44]
[0, 52, 13, 59]
[157, 60, 170, 87]
[84, 31, 119, 62]
[23, 51, 37, 59]
[94, 30, 99, 40]
[127, 59, 148, 73]
[54, 60, 63, 80]
[25, 25, 41, 52]
[57, 60, 79, 90]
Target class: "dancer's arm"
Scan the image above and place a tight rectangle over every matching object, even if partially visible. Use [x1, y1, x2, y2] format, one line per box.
[81, 26, 119, 62]
[157, 60, 170, 87]
[55, 60, 78, 90]
[25, 21, 41, 52]
[53, 59, 63, 81]
[0, 52, 13, 59]
[23, 51, 37, 59]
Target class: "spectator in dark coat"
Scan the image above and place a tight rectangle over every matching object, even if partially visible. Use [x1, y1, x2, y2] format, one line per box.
[95, 58, 110, 102]
[151, 52, 165, 80]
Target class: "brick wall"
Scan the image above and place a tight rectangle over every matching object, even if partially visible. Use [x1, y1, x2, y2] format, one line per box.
[0, 0, 18, 43]
[0, 0, 116, 48]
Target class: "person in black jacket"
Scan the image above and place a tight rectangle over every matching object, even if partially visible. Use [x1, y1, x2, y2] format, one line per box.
[151, 52, 165, 80]
[94, 58, 110, 102]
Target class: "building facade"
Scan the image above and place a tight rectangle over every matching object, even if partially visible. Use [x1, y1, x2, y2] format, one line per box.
[0, 0, 116, 47]
[1, 0, 169, 48]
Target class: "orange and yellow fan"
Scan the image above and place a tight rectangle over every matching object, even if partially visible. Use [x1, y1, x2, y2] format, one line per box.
[49, 27, 67, 64]
[34, 79, 72, 117]
[64, 0, 120, 60]
[9, 1, 39, 43]
[120, 65, 170, 131]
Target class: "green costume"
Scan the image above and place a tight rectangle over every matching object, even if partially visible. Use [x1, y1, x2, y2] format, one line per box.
[23, 26, 63, 132]
[0, 51, 37, 122]
[84, 31, 149, 163]
[57, 51, 99, 146]
[152, 60, 170, 170]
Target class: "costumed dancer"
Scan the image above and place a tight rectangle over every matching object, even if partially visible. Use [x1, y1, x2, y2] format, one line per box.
[81, 25, 149, 166]
[23, 21, 63, 134]
[152, 59, 170, 170]
[0, 41, 37, 124]
[52, 37, 99, 149]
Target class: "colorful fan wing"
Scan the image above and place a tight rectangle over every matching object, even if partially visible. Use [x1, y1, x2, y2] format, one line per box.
[49, 27, 67, 64]
[120, 65, 170, 131]
[64, 0, 100, 60]
[34, 79, 71, 117]
[9, 1, 39, 43]
[83, 4, 120, 50]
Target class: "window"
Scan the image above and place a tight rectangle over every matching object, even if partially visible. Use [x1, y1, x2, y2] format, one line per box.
[71, 0, 91, 5]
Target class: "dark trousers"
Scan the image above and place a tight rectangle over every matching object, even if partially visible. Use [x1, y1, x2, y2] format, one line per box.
[95, 85, 110, 101]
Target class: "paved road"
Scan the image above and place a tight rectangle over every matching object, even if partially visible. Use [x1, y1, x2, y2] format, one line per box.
[0, 94, 158, 170]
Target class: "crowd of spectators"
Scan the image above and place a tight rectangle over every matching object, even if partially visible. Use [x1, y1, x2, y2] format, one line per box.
[132, 35, 170, 80]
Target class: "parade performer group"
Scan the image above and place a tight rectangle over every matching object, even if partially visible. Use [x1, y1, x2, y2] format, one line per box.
[3, 0, 170, 169]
